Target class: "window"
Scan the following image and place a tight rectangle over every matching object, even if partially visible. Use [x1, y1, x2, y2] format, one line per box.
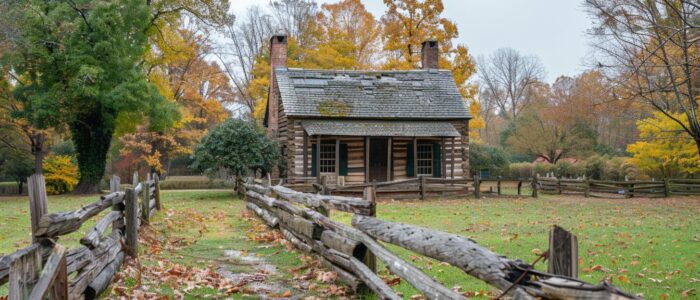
[319, 142, 336, 173]
[417, 143, 433, 176]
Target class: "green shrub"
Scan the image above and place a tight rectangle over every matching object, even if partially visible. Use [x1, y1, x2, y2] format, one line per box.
[508, 162, 534, 178]
[469, 143, 510, 176]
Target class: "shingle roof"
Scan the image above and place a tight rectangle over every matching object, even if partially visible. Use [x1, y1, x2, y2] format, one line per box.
[302, 120, 460, 137]
[275, 68, 471, 120]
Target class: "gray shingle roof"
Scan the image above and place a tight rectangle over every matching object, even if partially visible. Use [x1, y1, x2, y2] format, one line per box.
[275, 68, 471, 120]
[302, 120, 460, 137]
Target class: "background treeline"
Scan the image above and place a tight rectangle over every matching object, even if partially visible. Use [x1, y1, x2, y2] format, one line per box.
[471, 0, 700, 180]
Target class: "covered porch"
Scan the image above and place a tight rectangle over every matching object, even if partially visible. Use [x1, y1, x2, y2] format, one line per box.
[293, 120, 465, 186]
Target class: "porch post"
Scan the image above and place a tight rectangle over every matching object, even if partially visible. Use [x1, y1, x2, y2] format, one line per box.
[365, 136, 370, 183]
[413, 137, 418, 178]
[450, 137, 455, 179]
[316, 135, 321, 182]
[387, 137, 393, 181]
[335, 138, 340, 179]
[303, 131, 308, 177]
[441, 138, 446, 178]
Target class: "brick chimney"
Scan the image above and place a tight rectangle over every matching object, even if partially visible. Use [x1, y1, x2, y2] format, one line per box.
[421, 40, 439, 69]
[266, 35, 287, 135]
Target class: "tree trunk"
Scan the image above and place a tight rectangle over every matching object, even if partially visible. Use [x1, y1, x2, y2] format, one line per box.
[31, 132, 47, 174]
[71, 110, 115, 194]
[17, 181, 23, 195]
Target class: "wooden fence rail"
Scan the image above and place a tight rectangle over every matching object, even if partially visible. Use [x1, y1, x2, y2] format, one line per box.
[243, 179, 639, 300]
[316, 175, 700, 200]
[0, 172, 162, 299]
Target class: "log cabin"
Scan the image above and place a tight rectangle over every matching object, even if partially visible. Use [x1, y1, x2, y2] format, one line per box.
[264, 35, 471, 185]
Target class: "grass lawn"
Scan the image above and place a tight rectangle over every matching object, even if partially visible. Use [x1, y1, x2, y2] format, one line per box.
[2, 190, 698, 299]
[333, 194, 699, 299]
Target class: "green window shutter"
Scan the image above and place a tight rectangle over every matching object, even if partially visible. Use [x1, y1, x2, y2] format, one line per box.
[311, 144, 317, 177]
[433, 143, 442, 177]
[406, 142, 415, 177]
[339, 144, 348, 176]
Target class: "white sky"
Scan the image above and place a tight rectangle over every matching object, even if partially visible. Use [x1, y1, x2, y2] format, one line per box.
[229, 0, 593, 83]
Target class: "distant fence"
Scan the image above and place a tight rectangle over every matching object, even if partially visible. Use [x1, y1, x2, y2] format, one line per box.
[298, 175, 700, 199]
[0, 172, 161, 299]
[243, 178, 639, 299]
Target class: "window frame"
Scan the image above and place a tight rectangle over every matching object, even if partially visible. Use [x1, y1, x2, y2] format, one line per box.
[319, 142, 336, 173]
[416, 143, 433, 176]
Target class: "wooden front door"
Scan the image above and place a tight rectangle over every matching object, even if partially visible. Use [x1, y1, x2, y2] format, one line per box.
[368, 138, 388, 182]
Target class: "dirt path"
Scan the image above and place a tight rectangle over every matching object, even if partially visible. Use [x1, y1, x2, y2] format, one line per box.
[102, 190, 349, 299]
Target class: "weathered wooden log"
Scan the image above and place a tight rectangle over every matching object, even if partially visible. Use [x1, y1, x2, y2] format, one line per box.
[153, 174, 162, 210]
[271, 185, 373, 215]
[548, 226, 578, 278]
[28, 244, 67, 300]
[319, 258, 366, 293]
[286, 215, 323, 240]
[246, 190, 277, 209]
[243, 183, 271, 195]
[80, 211, 122, 248]
[281, 229, 312, 253]
[320, 230, 365, 259]
[0, 243, 43, 285]
[345, 254, 402, 300]
[34, 192, 124, 237]
[84, 250, 124, 299]
[66, 246, 93, 274]
[303, 211, 467, 300]
[352, 215, 639, 299]
[124, 188, 139, 257]
[149, 199, 156, 211]
[68, 232, 122, 299]
[246, 202, 279, 228]
[8, 243, 42, 300]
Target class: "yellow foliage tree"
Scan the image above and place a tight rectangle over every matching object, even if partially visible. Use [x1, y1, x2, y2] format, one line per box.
[627, 111, 700, 178]
[43, 154, 79, 195]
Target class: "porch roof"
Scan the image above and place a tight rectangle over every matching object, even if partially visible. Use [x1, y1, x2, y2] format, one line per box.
[302, 120, 460, 137]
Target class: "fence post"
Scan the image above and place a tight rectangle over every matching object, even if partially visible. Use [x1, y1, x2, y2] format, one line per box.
[548, 225, 578, 278]
[517, 180, 522, 196]
[153, 173, 161, 210]
[497, 176, 502, 195]
[132, 171, 139, 187]
[557, 177, 562, 195]
[8, 244, 41, 300]
[473, 175, 481, 198]
[141, 181, 150, 223]
[124, 187, 139, 257]
[27, 174, 48, 243]
[320, 176, 328, 195]
[362, 184, 377, 274]
[110, 175, 124, 233]
[664, 178, 671, 197]
[419, 176, 426, 200]
[531, 176, 539, 198]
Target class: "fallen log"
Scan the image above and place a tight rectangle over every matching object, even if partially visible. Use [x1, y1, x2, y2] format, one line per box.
[303, 210, 467, 300]
[35, 193, 124, 237]
[80, 211, 123, 248]
[352, 215, 639, 300]
[246, 202, 279, 228]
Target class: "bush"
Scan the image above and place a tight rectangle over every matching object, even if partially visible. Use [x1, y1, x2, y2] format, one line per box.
[507, 162, 534, 178]
[583, 155, 639, 180]
[469, 143, 510, 177]
[43, 154, 79, 194]
[191, 119, 280, 178]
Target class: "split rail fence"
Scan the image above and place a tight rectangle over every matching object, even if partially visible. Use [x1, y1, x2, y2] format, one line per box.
[310, 175, 700, 199]
[243, 179, 640, 299]
[0, 172, 161, 299]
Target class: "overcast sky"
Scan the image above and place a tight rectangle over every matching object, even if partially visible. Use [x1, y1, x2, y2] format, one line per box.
[229, 0, 593, 83]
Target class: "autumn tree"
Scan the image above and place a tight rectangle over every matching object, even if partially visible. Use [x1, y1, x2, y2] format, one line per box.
[586, 0, 700, 157]
[318, 0, 383, 68]
[628, 111, 700, 178]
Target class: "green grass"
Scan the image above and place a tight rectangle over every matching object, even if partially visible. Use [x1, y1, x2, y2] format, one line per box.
[334, 194, 699, 299]
[2, 191, 698, 299]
